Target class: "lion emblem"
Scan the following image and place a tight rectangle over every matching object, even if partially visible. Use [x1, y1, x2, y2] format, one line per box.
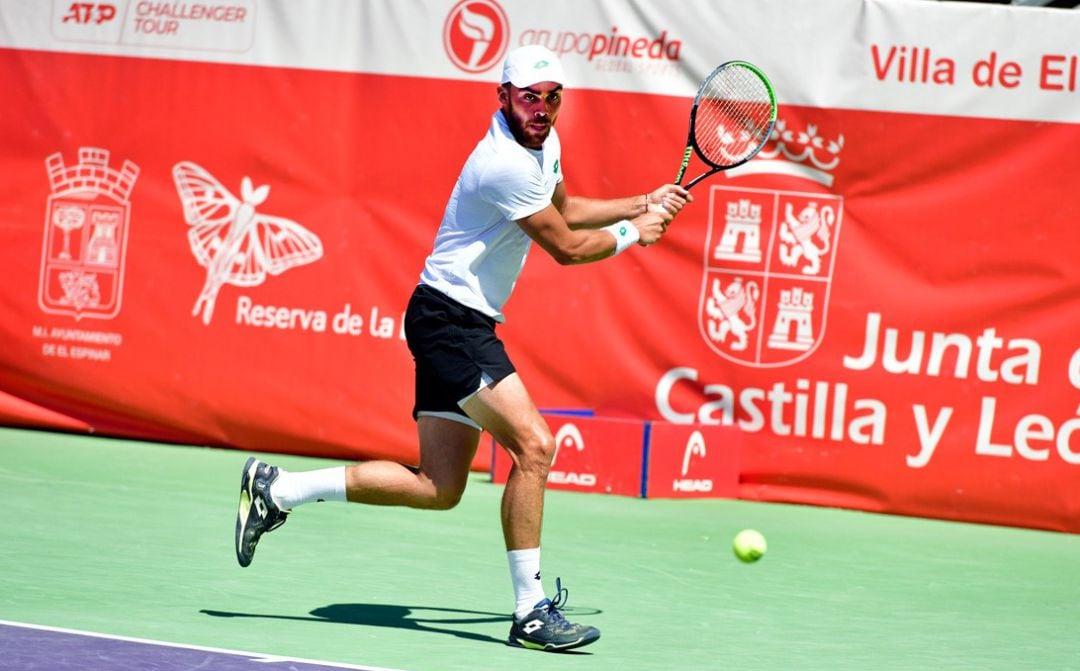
[57, 270, 102, 311]
[705, 277, 760, 351]
[779, 201, 834, 275]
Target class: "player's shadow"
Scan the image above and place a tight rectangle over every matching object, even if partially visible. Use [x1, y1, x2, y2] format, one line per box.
[202, 603, 599, 650]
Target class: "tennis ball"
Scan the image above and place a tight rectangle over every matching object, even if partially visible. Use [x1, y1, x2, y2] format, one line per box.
[733, 529, 767, 563]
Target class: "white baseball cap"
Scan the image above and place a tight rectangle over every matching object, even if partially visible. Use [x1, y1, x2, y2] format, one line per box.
[500, 45, 566, 88]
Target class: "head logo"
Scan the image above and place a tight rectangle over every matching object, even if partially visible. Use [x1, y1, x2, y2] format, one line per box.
[698, 116, 845, 368]
[680, 430, 707, 477]
[443, 0, 509, 74]
[172, 162, 324, 325]
[551, 423, 585, 466]
[674, 430, 713, 493]
[549, 423, 596, 487]
[39, 148, 138, 320]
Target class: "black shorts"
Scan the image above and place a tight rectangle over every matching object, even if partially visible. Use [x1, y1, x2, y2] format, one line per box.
[404, 284, 516, 424]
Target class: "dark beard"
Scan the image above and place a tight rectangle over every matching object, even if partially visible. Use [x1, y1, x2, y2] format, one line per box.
[501, 107, 548, 149]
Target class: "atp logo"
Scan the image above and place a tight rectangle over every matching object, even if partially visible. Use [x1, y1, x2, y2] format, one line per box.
[548, 423, 597, 487]
[443, 0, 509, 74]
[59, 2, 117, 25]
[172, 162, 324, 325]
[52, 0, 125, 43]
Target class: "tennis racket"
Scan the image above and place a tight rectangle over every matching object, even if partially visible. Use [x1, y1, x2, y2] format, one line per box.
[674, 61, 777, 190]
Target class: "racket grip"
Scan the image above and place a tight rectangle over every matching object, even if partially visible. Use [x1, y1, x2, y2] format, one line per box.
[675, 146, 693, 185]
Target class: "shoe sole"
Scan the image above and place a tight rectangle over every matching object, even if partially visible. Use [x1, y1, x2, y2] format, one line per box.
[506, 630, 600, 652]
[235, 456, 258, 567]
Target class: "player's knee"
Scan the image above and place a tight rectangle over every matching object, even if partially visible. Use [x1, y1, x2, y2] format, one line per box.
[429, 485, 465, 510]
[516, 430, 555, 475]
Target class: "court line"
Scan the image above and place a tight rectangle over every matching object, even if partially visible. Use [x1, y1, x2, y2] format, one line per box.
[0, 619, 408, 671]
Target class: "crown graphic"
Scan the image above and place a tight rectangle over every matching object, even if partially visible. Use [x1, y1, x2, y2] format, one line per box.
[731, 118, 844, 187]
[46, 147, 139, 202]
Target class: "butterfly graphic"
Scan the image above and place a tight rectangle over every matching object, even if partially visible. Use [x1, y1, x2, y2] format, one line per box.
[172, 162, 323, 325]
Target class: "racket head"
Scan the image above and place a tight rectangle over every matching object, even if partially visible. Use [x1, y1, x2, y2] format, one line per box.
[688, 61, 777, 172]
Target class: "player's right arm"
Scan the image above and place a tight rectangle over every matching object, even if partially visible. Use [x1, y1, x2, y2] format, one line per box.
[515, 202, 672, 266]
[554, 183, 692, 230]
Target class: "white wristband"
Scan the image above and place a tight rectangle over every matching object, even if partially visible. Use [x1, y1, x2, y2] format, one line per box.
[603, 220, 640, 255]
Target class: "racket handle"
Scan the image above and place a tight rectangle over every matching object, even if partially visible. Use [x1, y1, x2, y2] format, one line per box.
[674, 146, 693, 185]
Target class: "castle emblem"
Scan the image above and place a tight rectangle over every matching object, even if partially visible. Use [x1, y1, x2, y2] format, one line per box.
[698, 117, 846, 366]
[39, 148, 139, 320]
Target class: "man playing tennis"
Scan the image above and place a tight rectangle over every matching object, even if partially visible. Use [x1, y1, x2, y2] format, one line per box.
[235, 45, 691, 652]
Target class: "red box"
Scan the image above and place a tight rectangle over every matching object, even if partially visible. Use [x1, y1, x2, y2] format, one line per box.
[491, 414, 646, 497]
[644, 423, 741, 499]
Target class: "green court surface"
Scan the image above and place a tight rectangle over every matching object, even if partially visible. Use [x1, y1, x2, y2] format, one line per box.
[1, 426, 1078, 670]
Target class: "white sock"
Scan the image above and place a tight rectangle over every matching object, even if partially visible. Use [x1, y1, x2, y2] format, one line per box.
[508, 548, 546, 620]
[270, 467, 348, 510]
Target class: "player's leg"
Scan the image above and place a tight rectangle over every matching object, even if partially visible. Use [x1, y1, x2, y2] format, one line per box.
[344, 416, 480, 509]
[234, 419, 479, 567]
[461, 372, 552, 551]
[461, 373, 600, 652]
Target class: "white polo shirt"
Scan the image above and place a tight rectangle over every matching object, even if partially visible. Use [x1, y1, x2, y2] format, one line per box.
[419, 110, 563, 322]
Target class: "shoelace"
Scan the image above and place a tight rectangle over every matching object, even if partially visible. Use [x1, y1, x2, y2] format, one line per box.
[544, 577, 571, 627]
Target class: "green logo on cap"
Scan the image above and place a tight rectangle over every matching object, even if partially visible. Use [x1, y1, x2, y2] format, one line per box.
[534, 59, 550, 69]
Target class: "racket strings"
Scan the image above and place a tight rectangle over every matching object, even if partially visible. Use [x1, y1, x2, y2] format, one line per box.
[694, 67, 774, 167]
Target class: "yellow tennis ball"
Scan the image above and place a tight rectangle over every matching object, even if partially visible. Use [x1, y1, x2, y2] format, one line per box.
[733, 529, 767, 563]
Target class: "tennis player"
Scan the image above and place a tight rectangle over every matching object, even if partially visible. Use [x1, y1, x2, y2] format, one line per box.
[235, 44, 691, 652]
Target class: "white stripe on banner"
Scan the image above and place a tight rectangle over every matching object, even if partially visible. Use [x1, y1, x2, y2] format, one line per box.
[0, 0, 1077, 123]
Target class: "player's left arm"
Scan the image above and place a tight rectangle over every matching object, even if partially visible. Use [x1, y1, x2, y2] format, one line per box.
[553, 182, 692, 230]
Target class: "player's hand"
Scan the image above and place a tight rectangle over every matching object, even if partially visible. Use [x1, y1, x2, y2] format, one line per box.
[647, 184, 693, 217]
[631, 207, 674, 247]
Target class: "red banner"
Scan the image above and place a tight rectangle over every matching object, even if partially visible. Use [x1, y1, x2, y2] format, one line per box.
[1, 1, 1078, 532]
[492, 415, 646, 497]
[644, 424, 740, 499]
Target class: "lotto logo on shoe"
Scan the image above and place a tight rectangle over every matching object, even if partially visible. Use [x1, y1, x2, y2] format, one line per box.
[522, 619, 543, 634]
[645, 424, 740, 499]
[490, 414, 646, 497]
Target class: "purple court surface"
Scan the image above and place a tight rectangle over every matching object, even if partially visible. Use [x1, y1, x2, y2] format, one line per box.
[0, 621, 404, 671]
